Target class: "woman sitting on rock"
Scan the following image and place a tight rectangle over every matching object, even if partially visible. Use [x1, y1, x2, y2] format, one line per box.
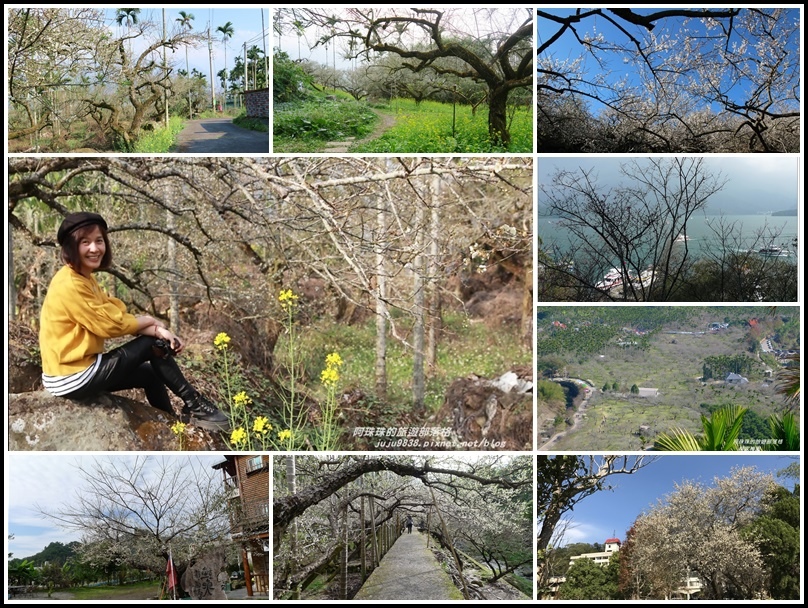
[38, 211, 229, 431]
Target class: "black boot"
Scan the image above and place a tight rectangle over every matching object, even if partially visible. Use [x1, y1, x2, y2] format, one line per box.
[182, 391, 230, 431]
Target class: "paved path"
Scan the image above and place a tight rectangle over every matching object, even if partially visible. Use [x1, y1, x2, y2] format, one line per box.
[352, 531, 463, 601]
[172, 118, 269, 154]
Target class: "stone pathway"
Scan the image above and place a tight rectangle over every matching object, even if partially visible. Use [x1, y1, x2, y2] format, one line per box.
[352, 531, 463, 601]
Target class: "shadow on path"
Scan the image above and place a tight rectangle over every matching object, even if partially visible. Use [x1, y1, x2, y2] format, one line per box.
[352, 531, 463, 601]
[172, 118, 269, 154]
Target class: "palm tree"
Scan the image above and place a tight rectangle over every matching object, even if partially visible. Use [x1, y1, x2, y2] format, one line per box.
[115, 7, 141, 29]
[115, 8, 141, 57]
[176, 11, 195, 118]
[247, 45, 263, 89]
[216, 21, 234, 110]
[766, 410, 800, 451]
[293, 19, 305, 60]
[655, 404, 746, 451]
[776, 351, 800, 407]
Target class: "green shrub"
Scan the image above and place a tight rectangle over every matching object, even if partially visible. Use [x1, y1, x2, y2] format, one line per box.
[273, 51, 312, 103]
[274, 99, 377, 141]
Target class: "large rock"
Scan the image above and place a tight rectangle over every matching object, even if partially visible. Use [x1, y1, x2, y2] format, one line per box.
[182, 548, 228, 600]
[8, 322, 43, 393]
[431, 366, 533, 451]
[8, 391, 226, 451]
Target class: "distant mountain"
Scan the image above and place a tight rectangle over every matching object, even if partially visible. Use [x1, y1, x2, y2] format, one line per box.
[22, 541, 79, 566]
[771, 208, 798, 217]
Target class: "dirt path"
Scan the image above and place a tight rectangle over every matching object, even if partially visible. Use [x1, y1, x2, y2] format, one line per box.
[538, 377, 595, 450]
[322, 110, 396, 153]
[352, 531, 463, 601]
[171, 118, 269, 154]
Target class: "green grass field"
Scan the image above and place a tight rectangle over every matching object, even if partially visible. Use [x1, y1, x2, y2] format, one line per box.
[349, 98, 532, 153]
[274, 95, 532, 153]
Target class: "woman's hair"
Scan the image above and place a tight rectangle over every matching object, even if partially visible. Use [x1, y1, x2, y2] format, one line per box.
[61, 223, 113, 270]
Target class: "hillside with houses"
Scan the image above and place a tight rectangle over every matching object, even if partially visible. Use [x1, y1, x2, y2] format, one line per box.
[536, 307, 799, 451]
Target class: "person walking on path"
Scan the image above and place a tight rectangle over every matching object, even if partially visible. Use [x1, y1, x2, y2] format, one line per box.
[39, 211, 229, 430]
[406, 515, 414, 534]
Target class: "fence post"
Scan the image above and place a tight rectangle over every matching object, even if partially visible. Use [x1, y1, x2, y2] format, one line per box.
[360, 495, 367, 581]
[340, 506, 348, 600]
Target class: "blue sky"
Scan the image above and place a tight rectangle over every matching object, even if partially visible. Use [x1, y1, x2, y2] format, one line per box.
[538, 156, 800, 215]
[537, 7, 802, 117]
[5, 454, 225, 559]
[102, 7, 270, 88]
[544, 454, 799, 547]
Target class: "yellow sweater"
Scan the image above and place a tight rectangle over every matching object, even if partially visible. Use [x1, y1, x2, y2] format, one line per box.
[39, 265, 140, 375]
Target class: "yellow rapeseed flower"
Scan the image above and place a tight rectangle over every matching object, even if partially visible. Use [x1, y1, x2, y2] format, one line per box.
[230, 427, 248, 447]
[278, 289, 298, 305]
[325, 352, 343, 367]
[214, 332, 231, 350]
[253, 416, 271, 435]
[233, 391, 252, 408]
[321, 366, 339, 387]
[170, 421, 187, 435]
[278, 429, 292, 442]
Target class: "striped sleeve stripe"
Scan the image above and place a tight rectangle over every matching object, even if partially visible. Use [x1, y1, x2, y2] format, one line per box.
[42, 355, 102, 396]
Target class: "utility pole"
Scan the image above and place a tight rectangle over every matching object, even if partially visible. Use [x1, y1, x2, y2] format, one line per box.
[162, 9, 169, 128]
[208, 27, 216, 112]
[261, 9, 268, 88]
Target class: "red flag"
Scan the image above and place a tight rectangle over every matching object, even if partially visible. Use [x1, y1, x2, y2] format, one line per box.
[166, 557, 178, 592]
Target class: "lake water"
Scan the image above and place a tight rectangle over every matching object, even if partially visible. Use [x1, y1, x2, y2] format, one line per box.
[538, 214, 799, 264]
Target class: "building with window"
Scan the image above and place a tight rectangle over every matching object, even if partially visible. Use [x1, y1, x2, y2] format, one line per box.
[213, 455, 270, 597]
[569, 537, 621, 566]
[544, 537, 703, 600]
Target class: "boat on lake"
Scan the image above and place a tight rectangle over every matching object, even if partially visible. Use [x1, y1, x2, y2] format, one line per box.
[596, 268, 623, 290]
[758, 245, 791, 257]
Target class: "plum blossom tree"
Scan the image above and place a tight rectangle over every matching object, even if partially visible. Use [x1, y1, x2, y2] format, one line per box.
[623, 466, 774, 599]
[36, 456, 231, 585]
[537, 8, 800, 152]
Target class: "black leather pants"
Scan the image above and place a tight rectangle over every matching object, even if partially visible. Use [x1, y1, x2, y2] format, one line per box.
[67, 336, 195, 413]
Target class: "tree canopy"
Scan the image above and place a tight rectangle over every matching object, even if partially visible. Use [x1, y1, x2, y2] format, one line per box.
[538, 157, 798, 302]
[537, 8, 800, 152]
[621, 465, 780, 599]
[274, 455, 532, 599]
[35, 456, 231, 580]
[7, 8, 206, 151]
[283, 8, 533, 148]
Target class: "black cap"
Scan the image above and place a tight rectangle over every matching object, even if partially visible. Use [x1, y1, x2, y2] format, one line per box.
[57, 212, 108, 245]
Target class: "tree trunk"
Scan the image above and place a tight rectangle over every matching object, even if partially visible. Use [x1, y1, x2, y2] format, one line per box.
[369, 496, 379, 568]
[412, 201, 426, 411]
[488, 84, 510, 148]
[427, 174, 441, 371]
[522, 264, 532, 346]
[339, 506, 348, 600]
[286, 456, 300, 599]
[375, 199, 388, 400]
[360, 493, 366, 581]
[167, 208, 180, 332]
[8, 226, 16, 321]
